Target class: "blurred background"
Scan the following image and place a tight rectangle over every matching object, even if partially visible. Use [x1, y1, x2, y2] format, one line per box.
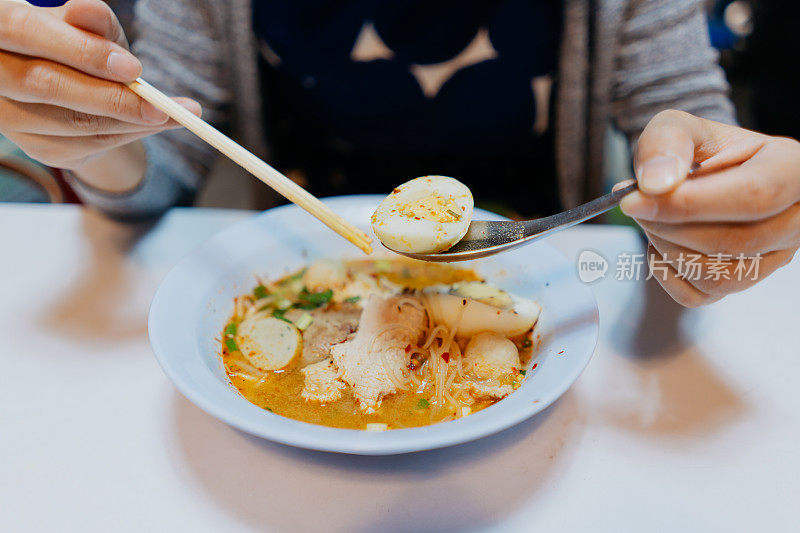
[1, 0, 798, 210]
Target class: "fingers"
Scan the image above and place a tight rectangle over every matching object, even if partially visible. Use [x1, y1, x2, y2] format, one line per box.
[632, 110, 771, 196]
[10, 128, 167, 169]
[0, 49, 167, 124]
[633, 110, 698, 194]
[612, 178, 636, 193]
[625, 112, 800, 223]
[646, 244, 722, 307]
[636, 202, 800, 256]
[621, 138, 800, 223]
[57, 0, 128, 47]
[645, 231, 796, 297]
[0, 96, 199, 136]
[0, 0, 140, 82]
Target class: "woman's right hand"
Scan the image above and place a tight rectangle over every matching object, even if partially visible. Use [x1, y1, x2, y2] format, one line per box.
[622, 110, 800, 307]
[0, 0, 200, 174]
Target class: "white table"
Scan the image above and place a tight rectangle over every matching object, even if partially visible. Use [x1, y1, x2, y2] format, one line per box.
[1, 204, 799, 533]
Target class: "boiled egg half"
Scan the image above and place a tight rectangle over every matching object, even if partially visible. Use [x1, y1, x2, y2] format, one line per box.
[422, 282, 541, 338]
[371, 175, 473, 253]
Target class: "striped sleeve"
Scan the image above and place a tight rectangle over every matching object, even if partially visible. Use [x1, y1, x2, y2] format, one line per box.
[611, 0, 736, 139]
[72, 0, 232, 218]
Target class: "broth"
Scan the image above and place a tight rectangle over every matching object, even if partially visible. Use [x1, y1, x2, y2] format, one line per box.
[221, 259, 537, 429]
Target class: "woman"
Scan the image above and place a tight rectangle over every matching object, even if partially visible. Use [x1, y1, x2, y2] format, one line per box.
[0, 0, 734, 208]
[0, 0, 797, 307]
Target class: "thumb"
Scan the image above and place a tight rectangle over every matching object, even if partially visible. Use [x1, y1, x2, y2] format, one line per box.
[632, 110, 699, 195]
[621, 111, 773, 221]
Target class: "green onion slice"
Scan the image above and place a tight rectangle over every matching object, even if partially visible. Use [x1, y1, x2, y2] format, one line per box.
[272, 309, 293, 324]
[295, 312, 314, 331]
[225, 338, 239, 352]
[275, 298, 293, 310]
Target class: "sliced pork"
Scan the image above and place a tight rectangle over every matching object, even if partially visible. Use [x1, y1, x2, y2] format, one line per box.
[330, 295, 426, 412]
[301, 358, 345, 403]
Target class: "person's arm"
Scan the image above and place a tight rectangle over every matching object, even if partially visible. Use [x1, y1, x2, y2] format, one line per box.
[620, 110, 800, 307]
[612, 0, 736, 138]
[0, 0, 201, 192]
[69, 0, 231, 218]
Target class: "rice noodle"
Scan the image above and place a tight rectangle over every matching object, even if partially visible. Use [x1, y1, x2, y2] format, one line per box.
[455, 354, 465, 380]
[422, 325, 447, 350]
[445, 366, 458, 390]
[436, 347, 447, 408]
[408, 369, 422, 388]
[443, 387, 459, 408]
[416, 373, 429, 395]
[368, 323, 416, 352]
[453, 381, 468, 400]
[446, 298, 468, 348]
[252, 296, 271, 308]
[410, 350, 428, 363]
[229, 357, 264, 376]
[386, 292, 482, 416]
[396, 296, 425, 311]
[228, 371, 259, 382]
[248, 307, 272, 320]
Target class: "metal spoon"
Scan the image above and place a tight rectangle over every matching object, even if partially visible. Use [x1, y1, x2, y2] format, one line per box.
[387, 181, 638, 262]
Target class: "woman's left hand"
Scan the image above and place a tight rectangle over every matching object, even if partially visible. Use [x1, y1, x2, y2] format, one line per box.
[620, 110, 800, 307]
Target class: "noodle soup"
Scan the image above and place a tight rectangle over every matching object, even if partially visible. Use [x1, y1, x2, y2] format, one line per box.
[220, 259, 541, 430]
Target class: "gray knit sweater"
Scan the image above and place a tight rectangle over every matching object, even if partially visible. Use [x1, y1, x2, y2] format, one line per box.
[69, 0, 735, 216]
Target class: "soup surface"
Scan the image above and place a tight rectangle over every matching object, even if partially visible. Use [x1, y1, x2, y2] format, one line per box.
[221, 259, 540, 430]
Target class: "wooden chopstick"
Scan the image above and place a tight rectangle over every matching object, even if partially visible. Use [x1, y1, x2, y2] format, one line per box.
[128, 79, 373, 254]
[6, 0, 371, 252]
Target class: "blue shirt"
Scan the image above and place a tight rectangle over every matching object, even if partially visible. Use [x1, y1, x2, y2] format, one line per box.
[253, 0, 562, 215]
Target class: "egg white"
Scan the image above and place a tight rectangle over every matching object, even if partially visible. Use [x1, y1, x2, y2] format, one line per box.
[422, 283, 542, 338]
[371, 175, 473, 253]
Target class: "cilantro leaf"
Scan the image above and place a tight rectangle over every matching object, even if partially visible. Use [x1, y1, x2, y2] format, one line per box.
[296, 288, 333, 309]
[253, 285, 269, 300]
